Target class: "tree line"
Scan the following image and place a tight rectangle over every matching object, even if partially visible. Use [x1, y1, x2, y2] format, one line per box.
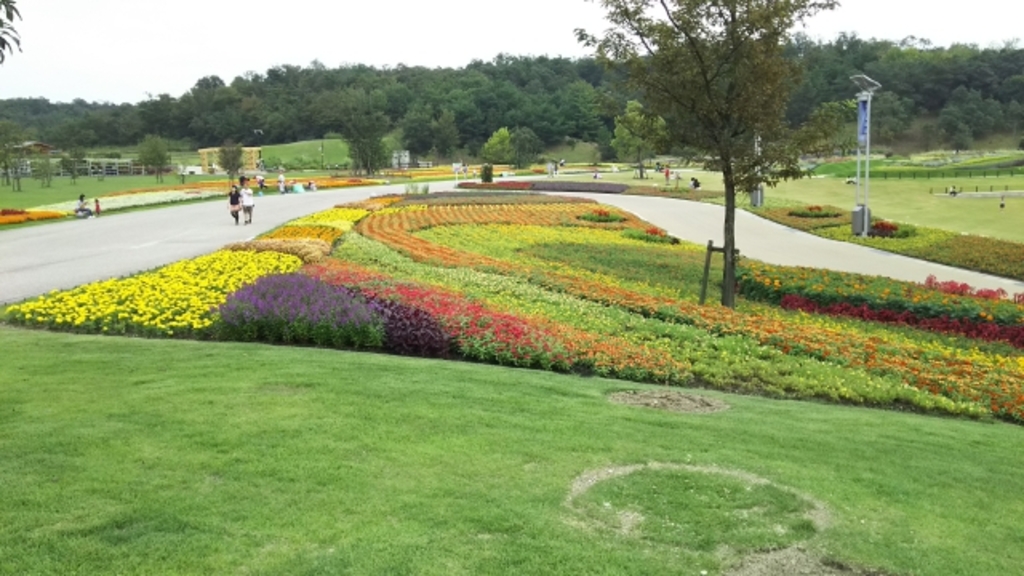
[2, 35, 1024, 161]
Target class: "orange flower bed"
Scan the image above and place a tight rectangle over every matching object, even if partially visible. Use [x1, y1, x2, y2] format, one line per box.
[0, 210, 68, 225]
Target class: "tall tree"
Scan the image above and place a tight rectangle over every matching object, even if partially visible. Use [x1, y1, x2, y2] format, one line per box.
[0, 119, 24, 186]
[217, 140, 244, 181]
[510, 126, 543, 168]
[580, 0, 838, 308]
[431, 109, 460, 158]
[480, 127, 514, 164]
[137, 135, 170, 182]
[610, 100, 666, 178]
[335, 89, 391, 175]
[0, 0, 20, 64]
[401, 104, 435, 156]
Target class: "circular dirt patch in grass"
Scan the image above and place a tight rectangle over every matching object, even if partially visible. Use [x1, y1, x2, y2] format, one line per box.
[564, 463, 842, 574]
[609, 389, 729, 414]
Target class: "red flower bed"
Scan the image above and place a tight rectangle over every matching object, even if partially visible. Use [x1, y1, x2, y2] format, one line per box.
[923, 274, 1023, 303]
[780, 294, 1024, 348]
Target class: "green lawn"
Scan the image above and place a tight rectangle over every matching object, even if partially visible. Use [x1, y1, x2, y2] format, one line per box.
[0, 174, 225, 211]
[1, 325, 1022, 575]
[262, 139, 351, 171]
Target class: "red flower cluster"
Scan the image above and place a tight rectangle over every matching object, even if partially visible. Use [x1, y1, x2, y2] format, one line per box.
[645, 226, 667, 237]
[922, 274, 1023, 303]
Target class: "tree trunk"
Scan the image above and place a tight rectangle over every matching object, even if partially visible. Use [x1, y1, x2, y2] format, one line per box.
[721, 164, 737, 308]
[636, 153, 645, 179]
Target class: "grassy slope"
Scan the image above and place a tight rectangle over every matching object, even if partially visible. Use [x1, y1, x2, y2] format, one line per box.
[1, 325, 1022, 575]
[261, 139, 351, 169]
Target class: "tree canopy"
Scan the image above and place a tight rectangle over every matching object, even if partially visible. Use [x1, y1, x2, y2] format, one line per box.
[580, 0, 838, 307]
[0, 0, 20, 64]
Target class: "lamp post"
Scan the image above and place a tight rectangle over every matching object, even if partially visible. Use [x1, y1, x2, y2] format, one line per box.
[851, 74, 881, 237]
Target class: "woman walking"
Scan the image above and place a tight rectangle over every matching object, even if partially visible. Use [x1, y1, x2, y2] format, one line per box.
[228, 185, 241, 225]
[240, 177, 255, 224]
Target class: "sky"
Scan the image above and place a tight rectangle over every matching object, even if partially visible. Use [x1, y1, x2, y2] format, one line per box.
[1, 0, 1020, 105]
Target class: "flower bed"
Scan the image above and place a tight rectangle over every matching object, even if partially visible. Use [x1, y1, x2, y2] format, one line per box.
[346, 200, 1020, 422]
[787, 205, 843, 218]
[5, 250, 302, 337]
[261, 225, 345, 245]
[737, 262, 1024, 325]
[0, 209, 68, 225]
[223, 239, 333, 263]
[779, 294, 1024, 348]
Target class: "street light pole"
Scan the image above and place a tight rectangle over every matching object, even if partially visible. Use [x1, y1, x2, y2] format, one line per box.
[851, 74, 881, 238]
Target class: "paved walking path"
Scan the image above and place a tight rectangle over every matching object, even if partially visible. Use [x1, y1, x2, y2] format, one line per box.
[2, 182, 1023, 305]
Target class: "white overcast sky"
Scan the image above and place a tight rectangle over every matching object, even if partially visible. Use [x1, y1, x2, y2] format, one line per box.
[1, 0, 1020, 104]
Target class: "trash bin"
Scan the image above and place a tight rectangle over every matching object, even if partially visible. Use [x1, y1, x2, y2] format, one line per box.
[750, 186, 764, 207]
[852, 205, 871, 235]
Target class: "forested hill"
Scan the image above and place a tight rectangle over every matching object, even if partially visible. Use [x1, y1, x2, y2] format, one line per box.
[2, 34, 1024, 153]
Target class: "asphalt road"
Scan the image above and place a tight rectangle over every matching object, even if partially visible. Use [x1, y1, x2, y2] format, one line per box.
[3, 182, 1023, 305]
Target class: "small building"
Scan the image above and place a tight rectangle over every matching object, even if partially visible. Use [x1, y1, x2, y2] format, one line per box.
[18, 141, 56, 155]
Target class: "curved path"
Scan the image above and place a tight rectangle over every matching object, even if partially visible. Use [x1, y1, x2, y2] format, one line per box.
[2, 182, 1023, 305]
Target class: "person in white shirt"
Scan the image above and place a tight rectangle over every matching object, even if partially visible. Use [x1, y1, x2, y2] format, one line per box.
[240, 177, 255, 224]
[277, 172, 286, 194]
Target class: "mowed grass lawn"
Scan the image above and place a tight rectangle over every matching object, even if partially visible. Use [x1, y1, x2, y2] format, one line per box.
[2, 326, 1022, 575]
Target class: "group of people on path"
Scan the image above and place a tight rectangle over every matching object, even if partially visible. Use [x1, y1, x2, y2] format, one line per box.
[226, 171, 324, 225]
[227, 177, 256, 225]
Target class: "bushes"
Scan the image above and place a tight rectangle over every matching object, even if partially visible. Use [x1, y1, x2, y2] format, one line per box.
[371, 298, 451, 357]
[481, 164, 494, 183]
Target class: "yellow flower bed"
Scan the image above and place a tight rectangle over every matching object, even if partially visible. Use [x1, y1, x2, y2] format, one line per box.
[5, 250, 301, 336]
[289, 208, 370, 228]
[261, 225, 344, 244]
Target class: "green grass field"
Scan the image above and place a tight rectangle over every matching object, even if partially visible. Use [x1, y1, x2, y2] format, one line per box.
[261, 139, 351, 170]
[0, 174, 227, 210]
[0, 325, 1021, 575]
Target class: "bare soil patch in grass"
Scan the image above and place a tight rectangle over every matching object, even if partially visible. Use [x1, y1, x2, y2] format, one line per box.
[610, 389, 730, 414]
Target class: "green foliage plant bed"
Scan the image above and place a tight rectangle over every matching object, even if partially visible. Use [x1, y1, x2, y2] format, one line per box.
[787, 205, 843, 218]
[621, 227, 679, 244]
[578, 208, 627, 223]
[756, 206, 849, 231]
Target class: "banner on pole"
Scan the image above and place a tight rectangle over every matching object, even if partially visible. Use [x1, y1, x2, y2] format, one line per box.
[857, 99, 868, 146]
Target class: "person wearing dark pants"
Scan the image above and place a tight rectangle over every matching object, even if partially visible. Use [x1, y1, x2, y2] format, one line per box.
[228, 185, 241, 225]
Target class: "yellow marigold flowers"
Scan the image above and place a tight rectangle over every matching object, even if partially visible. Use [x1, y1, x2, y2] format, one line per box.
[5, 250, 301, 336]
[261, 225, 344, 244]
[290, 208, 370, 228]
